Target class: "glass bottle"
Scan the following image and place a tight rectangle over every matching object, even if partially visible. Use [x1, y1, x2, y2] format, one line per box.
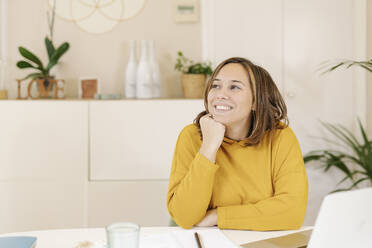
[124, 40, 137, 98]
[136, 40, 152, 98]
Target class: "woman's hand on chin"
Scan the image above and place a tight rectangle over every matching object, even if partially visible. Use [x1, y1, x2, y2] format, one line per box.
[195, 209, 218, 227]
[199, 114, 225, 163]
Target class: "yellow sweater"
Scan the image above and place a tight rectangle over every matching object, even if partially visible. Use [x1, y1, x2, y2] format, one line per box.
[166, 124, 308, 230]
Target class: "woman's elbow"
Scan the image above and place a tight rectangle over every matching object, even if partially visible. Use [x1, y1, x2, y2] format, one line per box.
[288, 205, 306, 229]
[167, 193, 209, 229]
[174, 218, 194, 229]
[168, 209, 197, 229]
[167, 202, 203, 229]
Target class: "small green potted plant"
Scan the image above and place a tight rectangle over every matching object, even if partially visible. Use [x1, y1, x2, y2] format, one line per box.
[16, 1, 70, 98]
[175, 51, 212, 98]
[16, 38, 69, 89]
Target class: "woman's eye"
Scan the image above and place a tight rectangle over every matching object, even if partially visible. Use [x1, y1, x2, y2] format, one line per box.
[211, 84, 219, 88]
[231, 85, 241, 90]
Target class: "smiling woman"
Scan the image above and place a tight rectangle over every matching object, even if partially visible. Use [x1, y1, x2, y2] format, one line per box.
[166, 57, 308, 230]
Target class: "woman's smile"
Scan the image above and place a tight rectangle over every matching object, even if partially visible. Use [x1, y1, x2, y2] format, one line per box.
[213, 102, 234, 113]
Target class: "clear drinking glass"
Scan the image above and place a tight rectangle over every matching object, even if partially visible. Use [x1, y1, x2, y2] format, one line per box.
[106, 222, 140, 248]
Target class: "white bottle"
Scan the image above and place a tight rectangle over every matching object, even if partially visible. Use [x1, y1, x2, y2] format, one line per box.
[149, 40, 161, 98]
[124, 40, 137, 98]
[136, 40, 152, 98]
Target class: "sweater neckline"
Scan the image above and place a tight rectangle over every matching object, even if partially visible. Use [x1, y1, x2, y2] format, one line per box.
[223, 136, 248, 146]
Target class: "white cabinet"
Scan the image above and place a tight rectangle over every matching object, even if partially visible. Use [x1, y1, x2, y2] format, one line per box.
[0, 101, 89, 233]
[0, 100, 204, 233]
[89, 100, 204, 180]
[0, 101, 89, 182]
[0, 182, 87, 233]
[88, 181, 169, 227]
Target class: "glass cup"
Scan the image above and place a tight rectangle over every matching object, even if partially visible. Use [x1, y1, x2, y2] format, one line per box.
[106, 222, 140, 248]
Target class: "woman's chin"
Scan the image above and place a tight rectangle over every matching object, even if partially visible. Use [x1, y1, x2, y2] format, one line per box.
[212, 115, 230, 125]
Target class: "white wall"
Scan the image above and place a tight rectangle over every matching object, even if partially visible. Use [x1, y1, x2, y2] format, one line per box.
[3, 0, 202, 98]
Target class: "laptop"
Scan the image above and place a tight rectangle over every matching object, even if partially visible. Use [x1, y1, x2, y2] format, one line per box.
[307, 187, 372, 248]
[243, 187, 372, 248]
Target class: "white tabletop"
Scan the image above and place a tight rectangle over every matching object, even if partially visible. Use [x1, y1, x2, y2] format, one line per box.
[0, 226, 313, 248]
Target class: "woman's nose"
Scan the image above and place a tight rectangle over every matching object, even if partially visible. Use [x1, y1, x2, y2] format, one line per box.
[216, 87, 229, 99]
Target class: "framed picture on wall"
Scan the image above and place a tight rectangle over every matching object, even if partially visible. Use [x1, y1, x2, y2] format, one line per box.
[78, 77, 101, 99]
[173, 0, 199, 23]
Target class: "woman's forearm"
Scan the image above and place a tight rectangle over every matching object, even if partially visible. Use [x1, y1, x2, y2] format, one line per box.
[199, 143, 218, 163]
[167, 153, 219, 228]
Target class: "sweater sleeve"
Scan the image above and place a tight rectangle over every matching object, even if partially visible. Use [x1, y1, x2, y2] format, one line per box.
[166, 126, 220, 229]
[217, 127, 308, 230]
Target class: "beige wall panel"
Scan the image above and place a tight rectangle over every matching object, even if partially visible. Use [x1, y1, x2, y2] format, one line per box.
[284, 0, 354, 153]
[208, 0, 283, 90]
[284, 0, 355, 226]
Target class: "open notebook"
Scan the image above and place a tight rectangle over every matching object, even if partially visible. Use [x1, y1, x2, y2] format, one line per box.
[140, 229, 238, 248]
[0, 236, 37, 248]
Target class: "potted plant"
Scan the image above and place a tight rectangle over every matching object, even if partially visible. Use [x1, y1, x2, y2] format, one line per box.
[304, 120, 372, 192]
[16, 0, 70, 99]
[175, 51, 212, 98]
[16, 38, 69, 92]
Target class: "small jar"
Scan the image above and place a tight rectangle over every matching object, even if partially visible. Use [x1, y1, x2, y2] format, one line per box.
[106, 222, 140, 248]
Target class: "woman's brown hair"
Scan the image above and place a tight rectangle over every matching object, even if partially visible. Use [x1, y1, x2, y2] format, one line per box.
[194, 57, 288, 146]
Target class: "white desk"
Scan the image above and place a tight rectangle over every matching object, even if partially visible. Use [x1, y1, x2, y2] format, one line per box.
[0, 226, 313, 247]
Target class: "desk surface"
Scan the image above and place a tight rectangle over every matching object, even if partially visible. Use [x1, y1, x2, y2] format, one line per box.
[0, 226, 313, 247]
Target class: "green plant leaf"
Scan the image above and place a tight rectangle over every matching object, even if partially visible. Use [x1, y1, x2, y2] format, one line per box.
[45, 37, 56, 60]
[330, 188, 349, 193]
[320, 59, 372, 74]
[321, 62, 344, 74]
[46, 42, 70, 72]
[16, 61, 39, 69]
[303, 153, 324, 163]
[304, 120, 372, 192]
[50, 42, 69, 62]
[321, 122, 362, 158]
[359, 64, 372, 73]
[331, 177, 369, 193]
[346, 177, 369, 190]
[175, 51, 212, 75]
[18, 47, 44, 69]
[22, 72, 44, 80]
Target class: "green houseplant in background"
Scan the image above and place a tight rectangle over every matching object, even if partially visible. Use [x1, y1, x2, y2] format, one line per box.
[304, 120, 372, 192]
[304, 58, 372, 192]
[16, 0, 70, 97]
[320, 59, 372, 74]
[175, 51, 212, 98]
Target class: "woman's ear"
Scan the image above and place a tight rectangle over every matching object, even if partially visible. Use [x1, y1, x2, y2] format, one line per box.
[251, 101, 256, 111]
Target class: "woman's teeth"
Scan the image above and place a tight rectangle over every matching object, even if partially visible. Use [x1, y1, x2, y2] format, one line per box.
[215, 105, 232, 110]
